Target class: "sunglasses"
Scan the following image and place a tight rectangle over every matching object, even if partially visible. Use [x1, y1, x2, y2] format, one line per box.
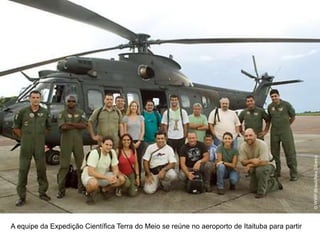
[67, 100, 76, 103]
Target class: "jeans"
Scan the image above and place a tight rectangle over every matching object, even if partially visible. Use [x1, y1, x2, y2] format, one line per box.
[216, 164, 240, 189]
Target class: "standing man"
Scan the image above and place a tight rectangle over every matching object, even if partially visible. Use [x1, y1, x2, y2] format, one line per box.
[141, 99, 162, 144]
[179, 132, 213, 192]
[143, 132, 178, 194]
[56, 95, 87, 198]
[188, 103, 208, 143]
[208, 97, 241, 147]
[13, 90, 51, 206]
[267, 89, 297, 181]
[239, 128, 282, 198]
[239, 95, 270, 140]
[161, 95, 189, 155]
[88, 93, 123, 147]
[115, 95, 126, 116]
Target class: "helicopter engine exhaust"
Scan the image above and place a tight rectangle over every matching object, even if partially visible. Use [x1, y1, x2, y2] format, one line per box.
[138, 65, 155, 79]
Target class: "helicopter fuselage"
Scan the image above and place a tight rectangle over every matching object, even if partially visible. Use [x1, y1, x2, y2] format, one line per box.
[0, 54, 270, 150]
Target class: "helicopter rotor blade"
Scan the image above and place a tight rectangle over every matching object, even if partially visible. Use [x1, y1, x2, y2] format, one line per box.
[10, 0, 138, 41]
[252, 55, 259, 78]
[266, 80, 303, 86]
[149, 37, 320, 45]
[0, 45, 124, 77]
[241, 70, 256, 79]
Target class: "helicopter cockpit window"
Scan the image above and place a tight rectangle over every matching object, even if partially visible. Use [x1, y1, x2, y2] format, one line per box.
[201, 96, 210, 109]
[88, 90, 103, 111]
[126, 92, 140, 106]
[180, 95, 190, 108]
[51, 85, 65, 103]
[18, 82, 50, 103]
[51, 83, 78, 103]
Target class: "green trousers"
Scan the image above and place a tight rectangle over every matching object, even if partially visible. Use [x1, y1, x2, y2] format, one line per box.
[250, 165, 281, 195]
[270, 129, 297, 178]
[17, 136, 48, 199]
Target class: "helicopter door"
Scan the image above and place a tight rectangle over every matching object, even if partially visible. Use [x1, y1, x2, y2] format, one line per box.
[86, 88, 104, 114]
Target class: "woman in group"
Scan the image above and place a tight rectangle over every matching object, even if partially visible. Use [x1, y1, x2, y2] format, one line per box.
[81, 136, 126, 204]
[122, 100, 146, 176]
[116, 133, 140, 197]
[215, 132, 240, 195]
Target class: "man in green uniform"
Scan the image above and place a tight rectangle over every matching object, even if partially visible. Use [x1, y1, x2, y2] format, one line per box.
[88, 93, 123, 147]
[13, 90, 51, 206]
[56, 95, 87, 198]
[239, 128, 282, 198]
[239, 95, 270, 140]
[267, 89, 297, 181]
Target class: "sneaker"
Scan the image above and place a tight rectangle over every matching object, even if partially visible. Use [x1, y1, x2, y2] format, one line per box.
[85, 192, 95, 205]
[15, 198, 26, 207]
[39, 193, 51, 201]
[115, 188, 122, 197]
[217, 188, 225, 195]
[78, 185, 86, 195]
[229, 184, 236, 190]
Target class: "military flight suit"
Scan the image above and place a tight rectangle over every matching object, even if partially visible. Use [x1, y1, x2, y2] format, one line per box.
[238, 107, 269, 140]
[267, 100, 297, 178]
[57, 108, 87, 193]
[13, 106, 51, 199]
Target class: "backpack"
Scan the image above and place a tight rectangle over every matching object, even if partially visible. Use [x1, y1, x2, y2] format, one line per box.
[186, 171, 204, 194]
[141, 109, 161, 127]
[81, 147, 113, 171]
[65, 165, 78, 189]
[95, 106, 121, 127]
[166, 107, 183, 125]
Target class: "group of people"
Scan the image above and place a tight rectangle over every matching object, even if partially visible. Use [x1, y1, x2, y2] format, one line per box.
[13, 89, 297, 206]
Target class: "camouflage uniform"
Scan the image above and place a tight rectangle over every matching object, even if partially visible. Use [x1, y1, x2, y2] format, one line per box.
[13, 106, 51, 199]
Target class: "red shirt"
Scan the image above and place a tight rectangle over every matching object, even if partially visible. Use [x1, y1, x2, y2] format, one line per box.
[118, 150, 135, 176]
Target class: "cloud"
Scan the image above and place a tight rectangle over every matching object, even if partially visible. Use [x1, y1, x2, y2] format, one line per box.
[281, 49, 319, 61]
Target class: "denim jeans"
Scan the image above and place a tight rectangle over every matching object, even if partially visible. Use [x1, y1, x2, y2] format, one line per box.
[216, 164, 240, 189]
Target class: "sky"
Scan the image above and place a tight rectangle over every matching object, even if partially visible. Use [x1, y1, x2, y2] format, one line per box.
[1, 0, 320, 112]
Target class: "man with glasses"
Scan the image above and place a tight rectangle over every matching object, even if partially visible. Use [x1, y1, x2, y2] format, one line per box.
[56, 95, 87, 198]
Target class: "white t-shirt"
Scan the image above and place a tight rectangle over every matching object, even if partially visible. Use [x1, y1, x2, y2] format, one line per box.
[161, 108, 189, 139]
[208, 108, 241, 141]
[143, 143, 177, 169]
[85, 148, 118, 174]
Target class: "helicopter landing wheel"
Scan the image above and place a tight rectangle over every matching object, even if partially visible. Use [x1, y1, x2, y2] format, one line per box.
[45, 149, 60, 165]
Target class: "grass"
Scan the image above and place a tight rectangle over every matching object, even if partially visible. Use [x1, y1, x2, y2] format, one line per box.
[297, 112, 320, 116]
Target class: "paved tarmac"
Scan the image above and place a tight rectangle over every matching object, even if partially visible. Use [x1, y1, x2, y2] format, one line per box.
[0, 116, 319, 213]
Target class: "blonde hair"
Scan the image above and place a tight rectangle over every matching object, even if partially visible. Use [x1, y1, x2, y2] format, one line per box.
[126, 100, 141, 115]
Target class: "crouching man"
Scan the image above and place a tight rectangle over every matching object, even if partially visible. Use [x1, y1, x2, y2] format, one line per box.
[81, 136, 126, 204]
[143, 132, 178, 194]
[239, 128, 282, 198]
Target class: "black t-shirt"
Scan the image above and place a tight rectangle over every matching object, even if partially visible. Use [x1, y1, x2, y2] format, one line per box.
[180, 141, 208, 168]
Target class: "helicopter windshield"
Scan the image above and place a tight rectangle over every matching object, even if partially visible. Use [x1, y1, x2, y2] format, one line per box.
[17, 82, 51, 103]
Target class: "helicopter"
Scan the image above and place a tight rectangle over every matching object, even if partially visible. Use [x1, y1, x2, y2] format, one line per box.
[1, 0, 320, 165]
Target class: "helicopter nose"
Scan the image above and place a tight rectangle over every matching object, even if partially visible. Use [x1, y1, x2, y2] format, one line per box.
[0, 111, 3, 135]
